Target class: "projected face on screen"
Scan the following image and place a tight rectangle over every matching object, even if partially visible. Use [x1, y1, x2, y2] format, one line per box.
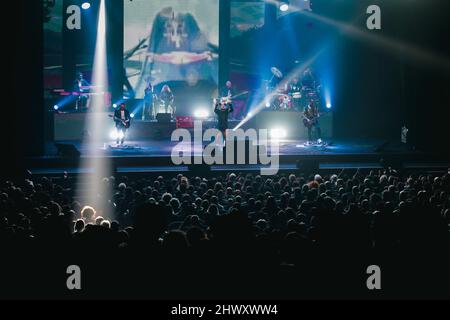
[124, 0, 219, 99]
[230, 1, 265, 39]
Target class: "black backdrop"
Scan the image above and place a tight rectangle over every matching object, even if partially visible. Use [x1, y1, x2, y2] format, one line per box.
[313, 0, 450, 151]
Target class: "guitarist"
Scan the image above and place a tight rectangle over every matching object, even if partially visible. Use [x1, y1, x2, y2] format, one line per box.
[303, 100, 322, 144]
[220, 81, 236, 100]
[215, 98, 234, 144]
[220, 81, 238, 119]
[114, 103, 131, 145]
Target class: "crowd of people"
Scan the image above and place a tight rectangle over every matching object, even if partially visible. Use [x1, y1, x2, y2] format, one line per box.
[1, 169, 449, 299]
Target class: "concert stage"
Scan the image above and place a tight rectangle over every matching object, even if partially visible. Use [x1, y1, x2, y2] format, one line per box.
[28, 137, 448, 177]
[32, 109, 447, 176]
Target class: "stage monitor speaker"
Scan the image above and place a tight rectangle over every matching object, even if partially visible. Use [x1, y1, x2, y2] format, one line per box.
[297, 160, 319, 173]
[375, 141, 389, 153]
[188, 164, 211, 175]
[55, 143, 81, 158]
[156, 113, 172, 124]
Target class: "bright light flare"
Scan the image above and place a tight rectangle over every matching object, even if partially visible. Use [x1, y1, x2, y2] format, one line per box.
[110, 129, 124, 141]
[270, 128, 288, 140]
[194, 109, 210, 119]
[280, 3, 289, 12]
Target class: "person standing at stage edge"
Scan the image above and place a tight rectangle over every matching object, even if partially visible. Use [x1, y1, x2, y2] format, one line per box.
[214, 97, 234, 145]
[114, 103, 131, 146]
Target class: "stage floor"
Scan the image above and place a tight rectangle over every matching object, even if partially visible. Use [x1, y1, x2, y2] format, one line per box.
[60, 138, 388, 158]
[29, 138, 448, 175]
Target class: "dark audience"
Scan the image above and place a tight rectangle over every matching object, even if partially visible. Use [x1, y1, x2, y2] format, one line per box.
[1, 169, 449, 299]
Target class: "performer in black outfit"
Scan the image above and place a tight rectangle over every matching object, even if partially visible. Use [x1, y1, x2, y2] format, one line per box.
[215, 98, 234, 143]
[288, 77, 302, 111]
[143, 81, 154, 120]
[114, 103, 131, 146]
[303, 100, 322, 144]
[288, 77, 302, 93]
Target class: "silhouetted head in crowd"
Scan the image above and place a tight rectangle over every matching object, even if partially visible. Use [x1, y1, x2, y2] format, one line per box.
[81, 206, 96, 223]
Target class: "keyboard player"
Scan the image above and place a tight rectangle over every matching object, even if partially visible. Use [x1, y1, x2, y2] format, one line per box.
[73, 72, 90, 111]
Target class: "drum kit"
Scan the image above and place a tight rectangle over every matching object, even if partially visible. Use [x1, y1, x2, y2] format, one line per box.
[265, 67, 321, 111]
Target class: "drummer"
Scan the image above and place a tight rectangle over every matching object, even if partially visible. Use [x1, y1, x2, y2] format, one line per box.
[301, 68, 316, 90]
[289, 78, 302, 93]
[288, 77, 302, 111]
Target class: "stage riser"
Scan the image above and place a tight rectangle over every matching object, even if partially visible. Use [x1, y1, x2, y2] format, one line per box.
[54, 112, 333, 141]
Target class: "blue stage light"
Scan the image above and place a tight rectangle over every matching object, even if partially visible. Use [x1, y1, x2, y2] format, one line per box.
[81, 2, 91, 10]
[53, 105, 59, 111]
[279, 1, 290, 12]
[326, 103, 332, 109]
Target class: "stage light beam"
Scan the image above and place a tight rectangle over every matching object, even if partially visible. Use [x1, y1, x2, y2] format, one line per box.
[76, 0, 112, 218]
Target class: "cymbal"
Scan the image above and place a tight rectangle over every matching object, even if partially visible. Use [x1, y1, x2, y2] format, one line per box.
[271, 67, 283, 78]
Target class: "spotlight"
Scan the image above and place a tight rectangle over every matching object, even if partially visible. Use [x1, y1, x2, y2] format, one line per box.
[81, 2, 91, 10]
[130, 113, 135, 119]
[326, 103, 332, 109]
[270, 128, 287, 139]
[53, 105, 59, 111]
[265, 101, 271, 108]
[110, 130, 124, 141]
[194, 109, 209, 119]
[279, 1, 290, 12]
[247, 112, 253, 118]
[113, 104, 118, 109]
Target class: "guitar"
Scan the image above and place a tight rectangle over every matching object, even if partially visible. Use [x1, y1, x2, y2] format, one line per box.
[230, 91, 249, 100]
[218, 91, 250, 104]
[109, 115, 131, 129]
[302, 113, 322, 129]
